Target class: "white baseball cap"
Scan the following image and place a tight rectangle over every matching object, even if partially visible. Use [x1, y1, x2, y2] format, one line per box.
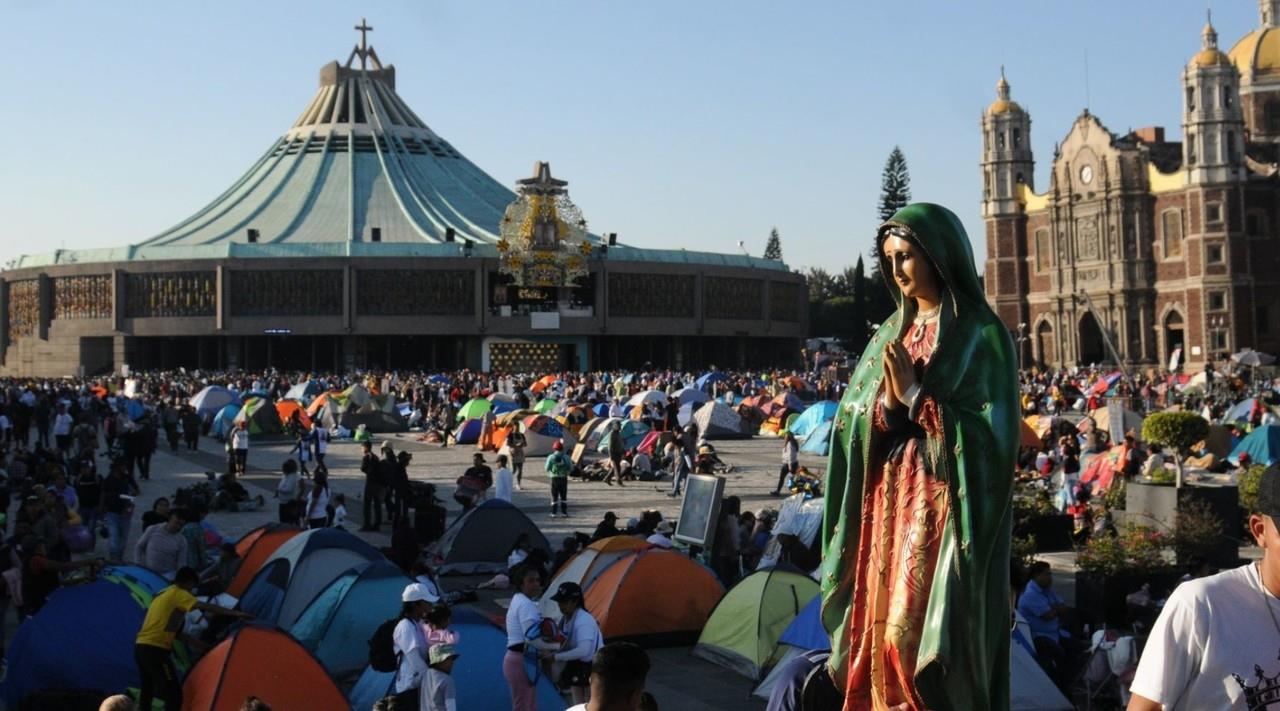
[402, 583, 434, 603]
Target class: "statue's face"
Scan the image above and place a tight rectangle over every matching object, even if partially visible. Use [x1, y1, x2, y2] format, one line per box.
[882, 234, 940, 305]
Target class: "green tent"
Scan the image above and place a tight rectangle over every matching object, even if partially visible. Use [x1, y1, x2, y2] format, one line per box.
[692, 566, 818, 680]
[233, 396, 283, 436]
[533, 398, 558, 415]
[456, 398, 492, 421]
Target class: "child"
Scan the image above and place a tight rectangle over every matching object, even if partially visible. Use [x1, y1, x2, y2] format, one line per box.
[330, 493, 347, 529]
[424, 644, 459, 711]
[422, 604, 459, 646]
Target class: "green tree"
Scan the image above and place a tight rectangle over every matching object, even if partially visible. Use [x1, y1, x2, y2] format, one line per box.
[868, 146, 911, 322]
[763, 227, 783, 261]
[1142, 412, 1211, 487]
[851, 257, 868, 352]
[806, 267, 837, 302]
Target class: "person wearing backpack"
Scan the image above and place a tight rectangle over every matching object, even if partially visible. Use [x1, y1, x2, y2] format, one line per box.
[545, 440, 572, 518]
[371, 583, 435, 707]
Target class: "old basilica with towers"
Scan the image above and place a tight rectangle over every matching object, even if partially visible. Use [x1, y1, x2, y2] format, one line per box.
[983, 1, 1280, 370]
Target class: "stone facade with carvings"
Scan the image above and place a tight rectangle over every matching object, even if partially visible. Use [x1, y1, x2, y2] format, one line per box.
[984, 7, 1280, 369]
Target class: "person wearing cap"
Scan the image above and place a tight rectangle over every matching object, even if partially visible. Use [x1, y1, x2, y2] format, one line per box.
[591, 512, 621, 543]
[423, 643, 460, 711]
[1128, 466, 1280, 710]
[393, 583, 436, 707]
[545, 439, 572, 518]
[542, 582, 603, 705]
[646, 520, 675, 550]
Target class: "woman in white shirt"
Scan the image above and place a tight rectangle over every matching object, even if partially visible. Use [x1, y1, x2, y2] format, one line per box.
[394, 583, 435, 707]
[503, 566, 545, 711]
[306, 468, 331, 529]
[493, 454, 514, 502]
[543, 582, 604, 705]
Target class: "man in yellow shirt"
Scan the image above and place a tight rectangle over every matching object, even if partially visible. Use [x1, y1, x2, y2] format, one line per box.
[135, 566, 250, 710]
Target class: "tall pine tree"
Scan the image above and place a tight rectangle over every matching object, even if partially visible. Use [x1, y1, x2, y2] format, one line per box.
[763, 227, 783, 261]
[868, 146, 911, 322]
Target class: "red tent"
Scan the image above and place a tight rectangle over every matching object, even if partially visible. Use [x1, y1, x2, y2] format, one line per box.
[182, 626, 346, 710]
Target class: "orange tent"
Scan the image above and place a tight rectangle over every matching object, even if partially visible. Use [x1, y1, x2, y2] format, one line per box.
[531, 375, 560, 394]
[227, 524, 301, 598]
[275, 400, 312, 429]
[305, 391, 342, 418]
[488, 425, 512, 452]
[182, 626, 346, 711]
[1020, 420, 1041, 449]
[584, 549, 724, 645]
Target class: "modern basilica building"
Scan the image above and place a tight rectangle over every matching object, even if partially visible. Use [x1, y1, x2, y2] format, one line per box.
[983, 2, 1280, 370]
[1, 24, 805, 377]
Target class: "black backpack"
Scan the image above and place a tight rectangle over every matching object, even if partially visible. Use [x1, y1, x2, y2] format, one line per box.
[368, 616, 403, 672]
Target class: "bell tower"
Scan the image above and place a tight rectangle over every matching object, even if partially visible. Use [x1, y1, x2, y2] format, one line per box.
[981, 68, 1034, 218]
[980, 68, 1033, 342]
[1263, 0, 1280, 27]
[1182, 13, 1246, 185]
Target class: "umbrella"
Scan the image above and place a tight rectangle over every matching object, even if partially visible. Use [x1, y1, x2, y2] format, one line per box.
[456, 398, 492, 421]
[530, 375, 561, 395]
[1232, 349, 1276, 367]
[626, 390, 666, 408]
[534, 399, 559, 415]
[428, 375, 451, 384]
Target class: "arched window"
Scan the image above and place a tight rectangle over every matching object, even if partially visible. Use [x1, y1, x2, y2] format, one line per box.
[1223, 86, 1234, 108]
[1187, 87, 1196, 111]
[997, 131, 1006, 149]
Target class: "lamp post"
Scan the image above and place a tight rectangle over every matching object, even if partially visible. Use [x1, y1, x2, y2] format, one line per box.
[1015, 322, 1029, 370]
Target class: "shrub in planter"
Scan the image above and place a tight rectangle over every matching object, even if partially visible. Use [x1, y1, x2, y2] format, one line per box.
[1076, 524, 1177, 626]
[1173, 495, 1225, 564]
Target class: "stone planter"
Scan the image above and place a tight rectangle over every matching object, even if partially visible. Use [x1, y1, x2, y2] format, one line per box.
[1074, 567, 1183, 628]
[1015, 514, 1074, 553]
[1119, 481, 1241, 569]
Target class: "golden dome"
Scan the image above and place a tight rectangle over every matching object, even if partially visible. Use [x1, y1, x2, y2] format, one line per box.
[1191, 47, 1233, 68]
[987, 99, 1022, 115]
[1229, 27, 1280, 76]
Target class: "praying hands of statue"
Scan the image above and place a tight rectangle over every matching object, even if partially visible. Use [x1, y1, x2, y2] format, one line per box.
[882, 340, 917, 408]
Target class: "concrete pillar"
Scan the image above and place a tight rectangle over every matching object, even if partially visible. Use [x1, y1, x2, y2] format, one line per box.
[37, 273, 51, 341]
[342, 336, 359, 372]
[343, 266, 353, 333]
[216, 265, 228, 331]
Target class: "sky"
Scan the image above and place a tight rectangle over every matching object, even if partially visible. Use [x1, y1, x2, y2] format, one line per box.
[0, 1, 1260, 274]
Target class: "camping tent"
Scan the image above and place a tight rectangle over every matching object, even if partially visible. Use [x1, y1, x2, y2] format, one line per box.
[693, 567, 819, 679]
[534, 398, 559, 414]
[626, 390, 666, 408]
[284, 380, 324, 402]
[515, 414, 576, 457]
[0, 576, 166, 707]
[1080, 446, 1123, 493]
[238, 528, 382, 628]
[584, 549, 724, 645]
[233, 396, 282, 436]
[275, 400, 312, 430]
[453, 418, 483, 444]
[1230, 424, 1280, 466]
[788, 401, 837, 440]
[182, 626, 347, 711]
[348, 607, 564, 711]
[694, 401, 750, 439]
[190, 386, 240, 417]
[227, 524, 302, 598]
[1226, 397, 1260, 424]
[799, 420, 833, 455]
[429, 499, 551, 575]
[341, 409, 407, 433]
[306, 390, 342, 419]
[696, 372, 729, 391]
[212, 404, 241, 439]
[457, 398, 493, 421]
[289, 559, 410, 680]
[673, 387, 710, 406]
[540, 536, 652, 619]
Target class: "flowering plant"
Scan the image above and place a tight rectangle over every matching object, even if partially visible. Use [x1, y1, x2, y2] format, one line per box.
[1076, 524, 1170, 577]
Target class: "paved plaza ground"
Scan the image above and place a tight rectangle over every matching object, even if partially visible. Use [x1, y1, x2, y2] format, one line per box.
[96, 430, 837, 710]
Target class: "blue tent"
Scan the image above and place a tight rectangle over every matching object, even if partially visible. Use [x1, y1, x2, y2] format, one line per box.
[238, 528, 383, 629]
[285, 380, 325, 402]
[428, 374, 451, 384]
[697, 372, 729, 391]
[453, 418, 483, 444]
[101, 565, 170, 599]
[778, 595, 829, 651]
[212, 403, 242, 439]
[799, 420, 833, 456]
[1, 578, 160, 706]
[1230, 423, 1280, 465]
[592, 403, 610, 417]
[190, 385, 240, 417]
[348, 607, 564, 711]
[789, 401, 838, 440]
[491, 398, 519, 415]
[289, 560, 410, 681]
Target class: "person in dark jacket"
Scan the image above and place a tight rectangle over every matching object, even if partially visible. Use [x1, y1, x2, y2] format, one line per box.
[604, 423, 625, 487]
[359, 441, 384, 532]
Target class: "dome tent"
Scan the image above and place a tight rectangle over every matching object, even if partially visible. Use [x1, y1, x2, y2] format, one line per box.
[238, 528, 382, 628]
[428, 499, 550, 575]
[799, 420, 833, 455]
[288, 559, 410, 681]
[190, 385, 240, 417]
[182, 625, 346, 711]
[226, 523, 301, 598]
[693, 400, 751, 439]
[539, 536, 651, 620]
[584, 548, 724, 646]
[789, 400, 838, 440]
[233, 396, 283, 436]
[693, 566, 819, 679]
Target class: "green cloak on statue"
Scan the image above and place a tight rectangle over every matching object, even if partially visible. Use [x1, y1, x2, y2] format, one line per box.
[820, 203, 1018, 710]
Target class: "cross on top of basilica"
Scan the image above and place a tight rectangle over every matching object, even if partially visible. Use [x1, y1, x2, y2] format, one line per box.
[345, 18, 384, 71]
[516, 161, 569, 197]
